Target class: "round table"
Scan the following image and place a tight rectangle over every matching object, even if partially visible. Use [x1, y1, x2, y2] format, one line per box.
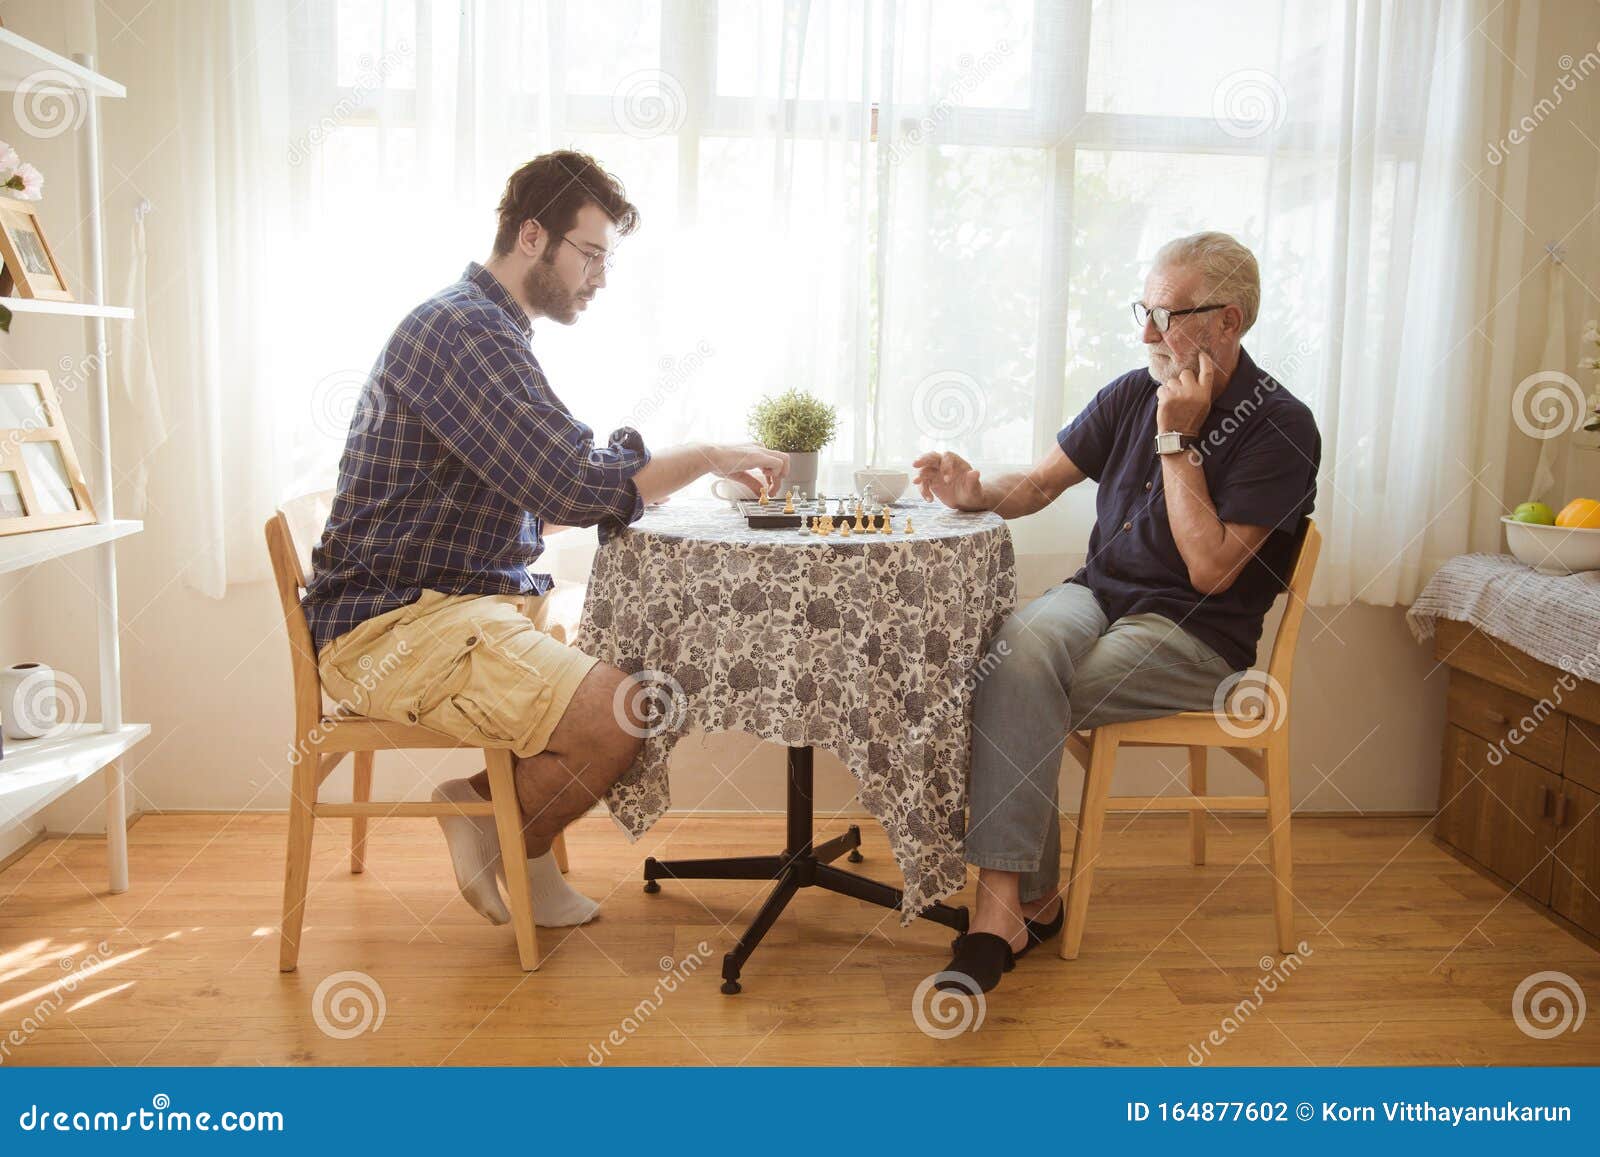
[578, 496, 1017, 986]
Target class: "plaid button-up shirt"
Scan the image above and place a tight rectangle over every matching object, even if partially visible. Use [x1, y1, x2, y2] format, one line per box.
[303, 262, 650, 652]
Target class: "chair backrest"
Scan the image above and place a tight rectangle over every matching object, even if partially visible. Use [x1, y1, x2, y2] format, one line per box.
[265, 490, 335, 738]
[1263, 518, 1321, 697]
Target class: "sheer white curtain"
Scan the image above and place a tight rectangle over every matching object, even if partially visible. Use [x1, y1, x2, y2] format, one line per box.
[159, 0, 1526, 608]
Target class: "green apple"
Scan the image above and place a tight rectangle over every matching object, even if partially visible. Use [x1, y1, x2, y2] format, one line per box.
[1511, 501, 1556, 525]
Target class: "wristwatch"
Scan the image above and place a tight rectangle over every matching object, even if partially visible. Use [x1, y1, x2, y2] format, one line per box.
[1153, 431, 1201, 456]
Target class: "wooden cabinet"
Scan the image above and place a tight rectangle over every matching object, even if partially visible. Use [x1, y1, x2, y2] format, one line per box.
[1433, 620, 1600, 938]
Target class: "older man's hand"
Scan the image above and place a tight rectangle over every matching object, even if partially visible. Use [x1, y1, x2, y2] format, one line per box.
[1156, 349, 1217, 435]
[913, 451, 986, 510]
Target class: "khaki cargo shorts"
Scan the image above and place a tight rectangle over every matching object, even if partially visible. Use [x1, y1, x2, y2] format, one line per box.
[317, 587, 599, 758]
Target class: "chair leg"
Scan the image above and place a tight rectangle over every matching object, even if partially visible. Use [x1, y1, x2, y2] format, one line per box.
[350, 751, 373, 874]
[552, 830, 570, 874]
[1061, 733, 1118, 960]
[1187, 745, 1207, 866]
[1264, 735, 1296, 953]
[278, 749, 319, 972]
[486, 751, 540, 971]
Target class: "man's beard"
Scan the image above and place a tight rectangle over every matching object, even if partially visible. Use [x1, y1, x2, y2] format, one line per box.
[1147, 344, 1201, 384]
[523, 253, 587, 324]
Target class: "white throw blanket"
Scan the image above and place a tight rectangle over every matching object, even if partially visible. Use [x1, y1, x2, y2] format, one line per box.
[1407, 552, 1600, 672]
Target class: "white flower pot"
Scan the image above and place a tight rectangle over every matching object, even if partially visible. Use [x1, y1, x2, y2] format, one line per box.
[782, 451, 819, 498]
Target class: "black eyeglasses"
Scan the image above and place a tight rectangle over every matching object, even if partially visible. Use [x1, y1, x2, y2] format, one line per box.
[561, 235, 615, 277]
[1132, 302, 1225, 333]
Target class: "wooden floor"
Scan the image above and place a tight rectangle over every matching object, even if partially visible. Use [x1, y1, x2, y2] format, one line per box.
[1, 810, 1598, 1066]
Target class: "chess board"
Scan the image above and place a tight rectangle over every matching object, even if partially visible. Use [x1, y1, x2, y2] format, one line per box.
[736, 498, 805, 528]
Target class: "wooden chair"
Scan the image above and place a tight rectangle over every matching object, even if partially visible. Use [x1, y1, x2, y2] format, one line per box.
[266, 493, 567, 973]
[1059, 519, 1321, 960]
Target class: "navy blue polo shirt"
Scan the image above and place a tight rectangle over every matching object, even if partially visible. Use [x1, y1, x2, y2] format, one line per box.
[1058, 347, 1319, 671]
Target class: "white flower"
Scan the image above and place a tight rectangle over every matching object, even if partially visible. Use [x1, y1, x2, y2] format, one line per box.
[0, 141, 17, 184]
[12, 163, 42, 200]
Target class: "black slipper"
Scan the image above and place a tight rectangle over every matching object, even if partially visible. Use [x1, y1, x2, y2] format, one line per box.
[1016, 901, 1064, 959]
[936, 931, 1015, 994]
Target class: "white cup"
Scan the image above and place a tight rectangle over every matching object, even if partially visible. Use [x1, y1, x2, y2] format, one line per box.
[710, 477, 760, 507]
[854, 468, 909, 505]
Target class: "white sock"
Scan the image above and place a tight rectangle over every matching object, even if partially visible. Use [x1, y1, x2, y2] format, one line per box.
[503, 850, 601, 927]
[431, 778, 510, 925]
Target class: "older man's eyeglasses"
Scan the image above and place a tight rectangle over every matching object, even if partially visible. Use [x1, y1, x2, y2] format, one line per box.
[1132, 301, 1225, 333]
[561, 235, 616, 278]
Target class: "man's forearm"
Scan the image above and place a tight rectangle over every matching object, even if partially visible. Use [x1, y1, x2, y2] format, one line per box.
[1160, 454, 1235, 591]
[970, 471, 1056, 519]
[631, 442, 716, 504]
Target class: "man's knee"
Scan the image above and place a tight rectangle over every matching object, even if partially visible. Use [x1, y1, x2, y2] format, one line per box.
[547, 662, 644, 783]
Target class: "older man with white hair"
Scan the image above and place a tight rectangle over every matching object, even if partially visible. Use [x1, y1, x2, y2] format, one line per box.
[912, 231, 1320, 994]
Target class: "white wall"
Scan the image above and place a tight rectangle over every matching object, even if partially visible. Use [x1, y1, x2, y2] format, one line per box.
[0, 0, 1596, 851]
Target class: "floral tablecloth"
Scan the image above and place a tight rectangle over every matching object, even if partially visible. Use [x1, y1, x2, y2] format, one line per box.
[577, 497, 1017, 922]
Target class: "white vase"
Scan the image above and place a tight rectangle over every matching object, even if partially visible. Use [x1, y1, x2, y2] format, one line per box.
[1, 662, 58, 740]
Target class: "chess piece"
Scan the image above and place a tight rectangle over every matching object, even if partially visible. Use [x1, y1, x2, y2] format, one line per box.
[841, 521, 853, 537]
[883, 513, 894, 534]
[783, 489, 796, 514]
[903, 515, 914, 534]
[852, 510, 863, 532]
[800, 515, 812, 535]
[876, 511, 887, 533]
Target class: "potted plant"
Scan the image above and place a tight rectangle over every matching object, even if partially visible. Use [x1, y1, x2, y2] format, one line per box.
[747, 388, 837, 497]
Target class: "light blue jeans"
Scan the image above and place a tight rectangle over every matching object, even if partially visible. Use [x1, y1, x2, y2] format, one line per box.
[965, 581, 1236, 902]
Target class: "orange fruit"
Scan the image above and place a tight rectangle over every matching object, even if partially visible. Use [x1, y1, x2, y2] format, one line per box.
[1556, 498, 1600, 528]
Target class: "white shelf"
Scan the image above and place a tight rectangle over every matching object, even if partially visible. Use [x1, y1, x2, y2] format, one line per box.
[0, 29, 124, 99]
[1, 298, 133, 320]
[0, 519, 141, 577]
[0, 723, 149, 828]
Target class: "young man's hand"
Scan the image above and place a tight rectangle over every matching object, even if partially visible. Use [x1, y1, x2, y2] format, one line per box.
[708, 442, 789, 497]
[913, 451, 986, 510]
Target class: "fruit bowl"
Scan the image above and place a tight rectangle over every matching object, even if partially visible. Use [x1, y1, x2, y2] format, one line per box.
[1502, 516, 1600, 576]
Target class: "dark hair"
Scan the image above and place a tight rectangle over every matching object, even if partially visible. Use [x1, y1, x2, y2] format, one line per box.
[493, 150, 640, 257]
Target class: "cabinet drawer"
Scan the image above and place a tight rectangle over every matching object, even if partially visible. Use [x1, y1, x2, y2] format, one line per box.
[1447, 670, 1565, 773]
[1550, 780, 1600, 938]
[1436, 725, 1558, 904]
[1562, 718, 1600, 795]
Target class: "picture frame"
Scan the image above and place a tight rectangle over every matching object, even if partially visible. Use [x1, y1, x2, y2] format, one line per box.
[0, 199, 73, 301]
[0, 369, 96, 536]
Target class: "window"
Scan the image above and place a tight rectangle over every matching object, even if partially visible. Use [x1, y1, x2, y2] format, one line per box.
[283, 0, 1338, 493]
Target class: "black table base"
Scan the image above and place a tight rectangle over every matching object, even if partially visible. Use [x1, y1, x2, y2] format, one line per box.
[642, 744, 971, 994]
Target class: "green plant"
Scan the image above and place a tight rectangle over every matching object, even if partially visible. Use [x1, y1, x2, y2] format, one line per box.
[747, 388, 838, 453]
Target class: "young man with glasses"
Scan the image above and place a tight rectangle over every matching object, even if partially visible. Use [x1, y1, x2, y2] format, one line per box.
[912, 231, 1320, 993]
[304, 151, 786, 931]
